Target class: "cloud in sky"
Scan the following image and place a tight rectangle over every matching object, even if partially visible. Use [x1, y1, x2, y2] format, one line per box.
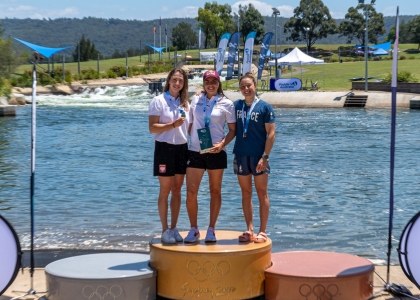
[1, 5, 81, 19]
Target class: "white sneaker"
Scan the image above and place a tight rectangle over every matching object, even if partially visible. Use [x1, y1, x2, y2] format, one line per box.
[184, 227, 200, 243]
[205, 227, 217, 243]
[161, 229, 176, 244]
[171, 228, 184, 242]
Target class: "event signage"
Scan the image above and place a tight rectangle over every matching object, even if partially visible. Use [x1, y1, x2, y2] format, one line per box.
[274, 78, 302, 91]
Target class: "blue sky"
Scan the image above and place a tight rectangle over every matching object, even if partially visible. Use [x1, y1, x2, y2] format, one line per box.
[0, 0, 415, 21]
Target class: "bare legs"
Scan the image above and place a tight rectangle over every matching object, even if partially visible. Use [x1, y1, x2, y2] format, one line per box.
[186, 168, 224, 229]
[158, 174, 184, 232]
[237, 174, 270, 234]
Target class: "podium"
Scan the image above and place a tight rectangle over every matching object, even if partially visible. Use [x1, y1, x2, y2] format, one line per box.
[150, 230, 272, 299]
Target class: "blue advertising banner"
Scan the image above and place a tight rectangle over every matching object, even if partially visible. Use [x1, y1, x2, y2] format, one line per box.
[226, 31, 241, 79]
[216, 33, 231, 75]
[242, 31, 256, 74]
[274, 78, 302, 91]
[257, 32, 274, 79]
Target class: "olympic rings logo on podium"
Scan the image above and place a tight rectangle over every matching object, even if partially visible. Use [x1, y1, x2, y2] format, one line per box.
[187, 260, 231, 282]
[299, 284, 339, 300]
[82, 285, 123, 300]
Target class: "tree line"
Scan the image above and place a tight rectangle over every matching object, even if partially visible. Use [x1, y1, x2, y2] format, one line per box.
[0, 0, 419, 63]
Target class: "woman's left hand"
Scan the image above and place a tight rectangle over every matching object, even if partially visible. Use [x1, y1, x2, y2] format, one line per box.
[256, 158, 267, 173]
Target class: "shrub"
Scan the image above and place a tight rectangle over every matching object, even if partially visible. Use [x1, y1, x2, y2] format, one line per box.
[409, 56, 415, 60]
[382, 70, 418, 83]
[81, 68, 99, 80]
[400, 55, 406, 60]
[0, 77, 12, 98]
[104, 69, 117, 79]
[109, 66, 126, 77]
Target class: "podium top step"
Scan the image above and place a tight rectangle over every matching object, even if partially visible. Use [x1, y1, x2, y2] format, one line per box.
[150, 230, 272, 254]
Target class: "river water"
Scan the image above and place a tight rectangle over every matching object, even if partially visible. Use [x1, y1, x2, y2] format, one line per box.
[1, 84, 419, 264]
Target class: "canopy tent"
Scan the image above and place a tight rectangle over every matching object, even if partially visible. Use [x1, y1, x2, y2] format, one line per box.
[267, 47, 325, 90]
[373, 48, 389, 56]
[14, 37, 72, 58]
[267, 47, 324, 66]
[371, 42, 391, 51]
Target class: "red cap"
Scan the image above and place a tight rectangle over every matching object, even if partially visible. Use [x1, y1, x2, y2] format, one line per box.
[203, 70, 220, 81]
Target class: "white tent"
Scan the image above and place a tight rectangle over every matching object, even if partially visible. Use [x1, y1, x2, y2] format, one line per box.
[267, 47, 324, 89]
[268, 47, 324, 66]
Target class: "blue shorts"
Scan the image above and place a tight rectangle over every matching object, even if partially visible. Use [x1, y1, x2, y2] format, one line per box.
[233, 154, 270, 176]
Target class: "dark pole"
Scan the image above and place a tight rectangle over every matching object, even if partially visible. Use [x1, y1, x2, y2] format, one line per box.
[78, 43, 80, 75]
[62, 55, 65, 82]
[140, 40, 142, 62]
[126, 52, 128, 78]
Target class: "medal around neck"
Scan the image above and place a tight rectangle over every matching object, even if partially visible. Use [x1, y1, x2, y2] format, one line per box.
[197, 127, 213, 154]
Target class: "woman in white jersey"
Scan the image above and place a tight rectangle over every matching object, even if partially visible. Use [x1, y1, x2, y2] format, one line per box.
[184, 70, 236, 243]
[148, 68, 189, 244]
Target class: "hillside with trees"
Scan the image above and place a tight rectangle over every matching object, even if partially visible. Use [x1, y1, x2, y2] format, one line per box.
[0, 8, 418, 60]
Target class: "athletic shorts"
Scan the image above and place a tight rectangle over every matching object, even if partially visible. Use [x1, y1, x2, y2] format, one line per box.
[233, 154, 270, 176]
[187, 150, 227, 170]
[153, 141, 188, 176]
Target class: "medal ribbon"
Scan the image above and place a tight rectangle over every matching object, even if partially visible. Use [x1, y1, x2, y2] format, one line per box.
[241, 98, 259, 138]
[203, 94, 218, 128]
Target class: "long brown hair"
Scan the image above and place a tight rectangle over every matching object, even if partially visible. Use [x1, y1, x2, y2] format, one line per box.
[163, 68, 189, 110]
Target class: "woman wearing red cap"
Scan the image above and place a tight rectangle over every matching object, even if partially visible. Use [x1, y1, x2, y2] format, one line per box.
[184, 70, 236, 243]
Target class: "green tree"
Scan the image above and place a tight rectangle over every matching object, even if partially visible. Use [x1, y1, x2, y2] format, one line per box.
[171, 22, 198, 51]
[284, 0, 338, 52]
[385, 20, 412, 44]
[339, 3, 385, 45]
[408, 16, 420, 49]
[72, 34, 100, 61]
[238, 4, 265, 44]
[197, 2, 234, 48]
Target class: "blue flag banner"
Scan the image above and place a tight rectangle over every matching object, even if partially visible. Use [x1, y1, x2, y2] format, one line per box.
[145, 43, 166, 54]
[14, 37, 72, 58]
[216, 32, 231, 75]
[226, 31, 241, 79]
[257, 32, 274, 79]
[242, 31, 256, 74]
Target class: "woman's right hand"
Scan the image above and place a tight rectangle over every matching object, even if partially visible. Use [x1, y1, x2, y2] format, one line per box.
[172, 117, 185, 128]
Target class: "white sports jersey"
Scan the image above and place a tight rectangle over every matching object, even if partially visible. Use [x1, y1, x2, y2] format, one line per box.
[148, 92, 190, 144]
[189, 93, 235, 152]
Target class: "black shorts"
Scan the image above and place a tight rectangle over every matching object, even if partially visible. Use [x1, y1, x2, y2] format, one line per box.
[153, 141, 188, 176]
[187, 150, 227, 170]
[233, 154, 270, 176]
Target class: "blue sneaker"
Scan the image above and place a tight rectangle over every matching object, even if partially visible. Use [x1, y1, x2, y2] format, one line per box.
[205, 227, 217, 243]
[161, 229, 176, 244]
[184, 227, 200, 243]
[171, 228, 184, 243]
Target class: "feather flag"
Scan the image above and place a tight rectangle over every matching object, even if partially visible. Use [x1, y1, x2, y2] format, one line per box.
[199, 26, 202, 49]
[257, 32, 274, 79]
[215, 32, 231, 75]
[242, 31, 256, 74]
[226, 31, 241, 79]
[153, 24, 156, 33]
[165, 24, 167, 36]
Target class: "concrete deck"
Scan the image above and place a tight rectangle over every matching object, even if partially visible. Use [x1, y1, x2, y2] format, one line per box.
[2, 264, 419, 299]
